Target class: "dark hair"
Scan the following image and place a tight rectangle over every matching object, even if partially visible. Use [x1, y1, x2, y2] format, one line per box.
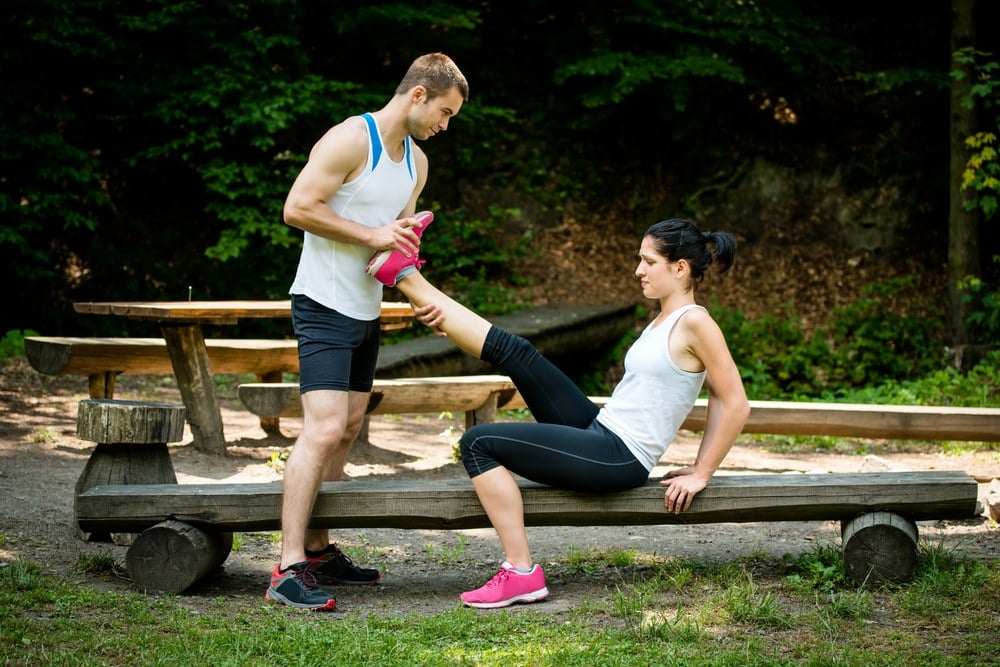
[644, 218, 736, 286]
[396, 52, 469, 101]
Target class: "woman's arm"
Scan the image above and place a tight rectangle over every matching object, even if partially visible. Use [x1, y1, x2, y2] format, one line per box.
[660, 311, 750, 513]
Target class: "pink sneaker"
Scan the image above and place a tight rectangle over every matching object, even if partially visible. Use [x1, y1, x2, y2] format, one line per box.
[365, 210, 434, 287]
[460, 562, 549, 609]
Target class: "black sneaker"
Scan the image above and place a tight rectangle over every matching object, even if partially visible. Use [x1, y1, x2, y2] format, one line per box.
[307, 544, 381, 586]
[265, 561, 337, 611]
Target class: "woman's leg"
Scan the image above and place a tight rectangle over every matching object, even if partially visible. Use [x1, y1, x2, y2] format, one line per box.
[460, 421, 649, 569]
[396, 272, 597, 426]
[469, 467, 532, 569]
[395, 272, 491, 358]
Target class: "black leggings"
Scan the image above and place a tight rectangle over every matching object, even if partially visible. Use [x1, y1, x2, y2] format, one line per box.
[459, 327, 649, 493]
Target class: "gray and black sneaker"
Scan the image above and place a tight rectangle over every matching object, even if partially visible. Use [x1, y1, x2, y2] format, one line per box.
[265, 561, 337, 611]
[307, 544, 381, 586]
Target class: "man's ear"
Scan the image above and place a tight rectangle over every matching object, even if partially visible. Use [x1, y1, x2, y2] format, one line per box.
[410, 85, 427, 103]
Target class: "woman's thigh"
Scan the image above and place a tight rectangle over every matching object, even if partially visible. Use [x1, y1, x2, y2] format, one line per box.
[460, 421, 648, 492]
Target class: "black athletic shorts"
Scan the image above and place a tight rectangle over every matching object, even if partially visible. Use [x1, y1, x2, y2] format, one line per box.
[291, 294, 381, 393]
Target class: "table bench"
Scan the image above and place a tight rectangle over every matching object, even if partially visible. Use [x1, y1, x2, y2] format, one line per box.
[238, 375, 518, 429]
[26, 336, 299, 434]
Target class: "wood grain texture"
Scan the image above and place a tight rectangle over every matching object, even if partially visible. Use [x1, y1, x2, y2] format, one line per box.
[841, 511, 919, 585]
[238, 376, 518, 419]
[26, 337, 299, 376]
[72, 300, 412, 322]
[125, 520, 232, 593]
[76, 399, 186, 444]
[76, 471, 979, 533]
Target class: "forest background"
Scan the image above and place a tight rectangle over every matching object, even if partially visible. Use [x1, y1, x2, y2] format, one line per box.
[2, 0, 998, 402]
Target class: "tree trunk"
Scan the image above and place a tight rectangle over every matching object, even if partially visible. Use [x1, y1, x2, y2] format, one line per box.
[948, 0, 980, 350]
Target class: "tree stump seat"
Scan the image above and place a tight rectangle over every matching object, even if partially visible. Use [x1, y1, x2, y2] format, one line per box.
[74, 399, 186, 543]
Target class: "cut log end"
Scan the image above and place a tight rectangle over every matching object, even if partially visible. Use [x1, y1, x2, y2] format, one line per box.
[77, 399, 186, 444]
[125, 520, 233, 593]
[841, 511, 919, 586]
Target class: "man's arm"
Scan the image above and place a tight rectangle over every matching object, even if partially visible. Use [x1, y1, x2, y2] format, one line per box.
[283, 118, 422, 255]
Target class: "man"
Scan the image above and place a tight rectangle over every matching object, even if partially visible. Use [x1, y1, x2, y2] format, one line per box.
[267, 53, 468, 611]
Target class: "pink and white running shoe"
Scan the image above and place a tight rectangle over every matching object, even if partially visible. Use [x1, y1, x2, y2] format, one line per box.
[365, 210, 434, 287]
[460, 561, 549, 609]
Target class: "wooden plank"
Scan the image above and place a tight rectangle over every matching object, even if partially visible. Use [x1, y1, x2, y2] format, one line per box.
[25, 337, 300, 376]
[76, 471, 979, 533]
[73, 300, 413, 322]
[238, 375, 518, 419]
[501, 395, 1000, 442]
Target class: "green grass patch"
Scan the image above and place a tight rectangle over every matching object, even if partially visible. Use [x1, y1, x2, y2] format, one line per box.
[2, 541, 997, 666]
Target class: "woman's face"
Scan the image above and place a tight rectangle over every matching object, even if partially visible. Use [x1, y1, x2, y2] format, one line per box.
[634, 236, 676, 299]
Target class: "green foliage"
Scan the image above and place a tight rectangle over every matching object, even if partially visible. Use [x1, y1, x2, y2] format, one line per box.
[0, 330, 37, 360]
[824, 278, 945, 389]
[783, 546, 849, 593]
[419, 206, 535, 315]
[3, 551, 998, 665]
[716, 277, 947, 400]
[715, 307, 829, 399]
[958, 255, 1000, 343]
[953, 48, 1000, 219]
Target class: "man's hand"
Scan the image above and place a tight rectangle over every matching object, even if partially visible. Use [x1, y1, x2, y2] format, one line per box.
[368, 216, 423, 256]
[659, 466, 710, 514]
[413, 303, 447, 335]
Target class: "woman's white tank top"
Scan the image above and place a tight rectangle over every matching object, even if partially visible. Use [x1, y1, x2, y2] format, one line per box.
[595, 304, 707, 470]
[289, 113, 416, 321]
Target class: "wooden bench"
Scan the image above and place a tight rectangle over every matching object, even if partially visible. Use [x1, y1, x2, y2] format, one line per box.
[26, 336, 299, 398]
[76, 472, 980, 592]
[26, 336, 299, 433]
[72, 396, 997, 594]
[242, 378, 1000, 442]
[238, 375, 518, 429]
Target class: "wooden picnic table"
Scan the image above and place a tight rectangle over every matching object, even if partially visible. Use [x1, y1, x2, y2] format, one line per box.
[73, 300, 415, 454]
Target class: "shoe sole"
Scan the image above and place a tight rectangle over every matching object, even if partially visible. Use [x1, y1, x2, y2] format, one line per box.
[365, 250, 392, 277]
[460, 587, 549, 609]
[364, 211, 434, 278]
[265, 588, 338, 611]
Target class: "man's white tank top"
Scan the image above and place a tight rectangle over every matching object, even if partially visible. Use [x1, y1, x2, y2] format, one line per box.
[289, 113, 416, 321]
[596, 304, 707, 470]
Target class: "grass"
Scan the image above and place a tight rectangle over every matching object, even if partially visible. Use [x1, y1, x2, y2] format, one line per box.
[2, 543, 997, 666]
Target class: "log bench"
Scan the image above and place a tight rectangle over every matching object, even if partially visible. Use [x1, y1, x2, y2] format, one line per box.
[76, 471, 981, 592]
[241, 378, 1000, 442]
[73, 398, 995, 595]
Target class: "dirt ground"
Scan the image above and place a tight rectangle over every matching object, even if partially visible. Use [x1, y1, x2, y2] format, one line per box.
[1, 358, 997, 616]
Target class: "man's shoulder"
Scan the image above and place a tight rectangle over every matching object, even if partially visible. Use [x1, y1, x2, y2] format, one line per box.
[309, 116, 371, 163]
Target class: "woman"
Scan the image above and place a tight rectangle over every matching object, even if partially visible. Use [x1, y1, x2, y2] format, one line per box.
[375, 217, 750, 608]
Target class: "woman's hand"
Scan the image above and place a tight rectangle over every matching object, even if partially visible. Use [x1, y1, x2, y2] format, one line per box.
[659, 467, 710, 514]
[412, 303, 447, 336]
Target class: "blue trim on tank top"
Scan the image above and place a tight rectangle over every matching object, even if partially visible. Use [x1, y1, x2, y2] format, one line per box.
[361, 113, 382, 171]
[362, 113, 413, 180]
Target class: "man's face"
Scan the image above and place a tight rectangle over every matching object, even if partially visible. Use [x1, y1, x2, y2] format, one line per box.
[408, 88, 464, 140]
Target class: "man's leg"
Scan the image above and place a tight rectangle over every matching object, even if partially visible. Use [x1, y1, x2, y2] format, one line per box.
[302, 389, 369, 554]
[266, 389, 349, 610]
[280, 389, 352, 569]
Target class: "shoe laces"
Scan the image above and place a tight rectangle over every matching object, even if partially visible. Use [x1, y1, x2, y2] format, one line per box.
[483, 567, 512, 590]
[328, 546, 355, 565]
[287, 563, 321, 590]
